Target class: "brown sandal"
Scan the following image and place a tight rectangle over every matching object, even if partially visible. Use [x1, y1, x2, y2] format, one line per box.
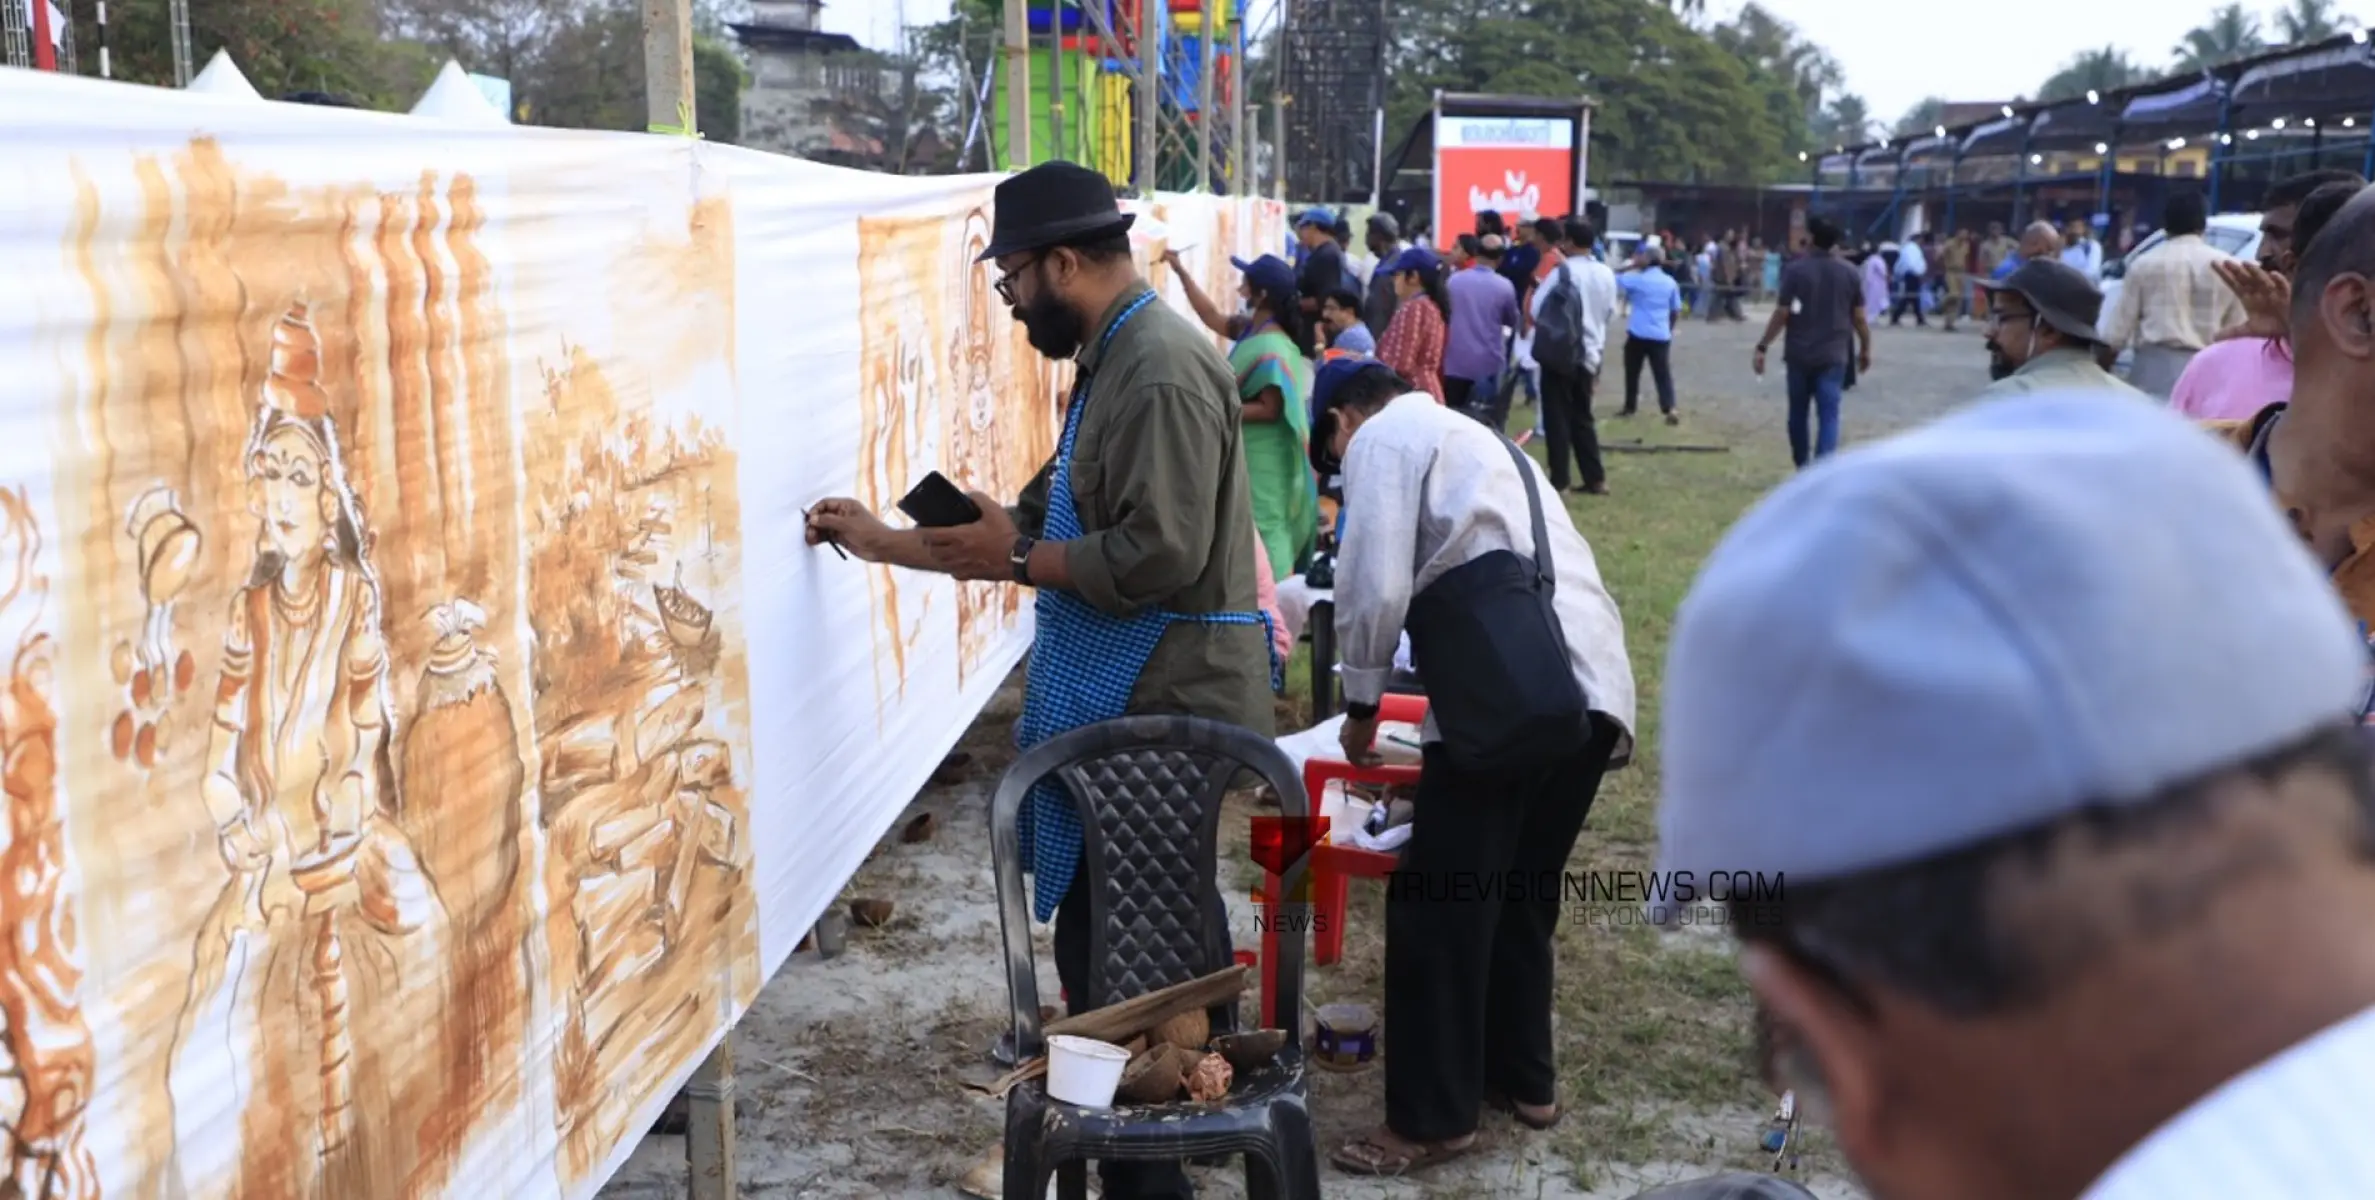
[1485, 1090, 1561, 1130]
[1328, 1128, 1477, 1176]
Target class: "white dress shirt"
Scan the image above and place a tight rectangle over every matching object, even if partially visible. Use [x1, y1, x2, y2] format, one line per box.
[2062, 237, 2104, 282]
[1530, 255, 1619, 375]
[1334, 393, 1637, 755]
[2081, 1004, 2375, 1199]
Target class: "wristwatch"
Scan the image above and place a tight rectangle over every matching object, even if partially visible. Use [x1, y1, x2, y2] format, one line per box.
[1010, 535, 1037, 585]
[1345, 700, 1380, 721]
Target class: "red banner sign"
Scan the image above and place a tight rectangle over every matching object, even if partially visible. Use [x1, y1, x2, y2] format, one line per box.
[1434, 115, 1577, 239]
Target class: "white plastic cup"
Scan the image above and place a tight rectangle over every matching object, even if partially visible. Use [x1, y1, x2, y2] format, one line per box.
[1045, 1034, 1131, 1108]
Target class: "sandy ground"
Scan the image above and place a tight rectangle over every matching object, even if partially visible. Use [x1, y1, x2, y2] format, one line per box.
[596, 309, 1987, 1199]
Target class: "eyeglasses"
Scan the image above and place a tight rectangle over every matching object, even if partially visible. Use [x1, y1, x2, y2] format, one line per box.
[993, 253, 1045, 305]
[1984, 308, 2037, 332]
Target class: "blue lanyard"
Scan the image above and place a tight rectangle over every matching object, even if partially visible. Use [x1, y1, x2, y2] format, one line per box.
[1077, 291, 1159, 401]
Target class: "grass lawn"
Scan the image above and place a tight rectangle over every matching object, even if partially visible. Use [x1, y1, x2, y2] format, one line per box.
[1265, 406, 1837, 1184]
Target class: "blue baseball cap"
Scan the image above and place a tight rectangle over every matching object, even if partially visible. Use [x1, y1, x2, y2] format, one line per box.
[1310, 355, 1389, 416]
[1656, 393, 2367, 898]
[1230, 253, 1297, 297]
[1294, 207, 1335, 229]
[1379, 245, 1443, 279]
[1307, 356, 1399, 476]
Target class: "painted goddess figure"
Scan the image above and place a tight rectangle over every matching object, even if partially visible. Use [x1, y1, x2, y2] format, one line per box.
[168, 302, 451, 1200]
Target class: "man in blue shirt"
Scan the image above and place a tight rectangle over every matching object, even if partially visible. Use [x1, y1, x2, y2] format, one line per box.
[1993, 221, 2065, 282]
[1616, 245, 1684, 424]
[1444, 234, 1523, 428]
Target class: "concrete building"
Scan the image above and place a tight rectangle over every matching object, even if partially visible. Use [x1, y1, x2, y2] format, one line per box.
[729, 0, 903, 164]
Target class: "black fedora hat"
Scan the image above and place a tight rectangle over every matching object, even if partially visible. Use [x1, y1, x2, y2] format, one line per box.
[1977, 258, 2106, 344]
[977, 161, 1138, 263]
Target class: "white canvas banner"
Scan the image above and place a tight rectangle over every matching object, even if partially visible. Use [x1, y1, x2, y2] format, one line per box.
[0, 66, 1283, 1200]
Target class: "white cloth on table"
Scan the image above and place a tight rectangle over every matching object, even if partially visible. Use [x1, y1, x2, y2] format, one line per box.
[1275, 574, 1414, 673]
[1273, 575, 1329, 645]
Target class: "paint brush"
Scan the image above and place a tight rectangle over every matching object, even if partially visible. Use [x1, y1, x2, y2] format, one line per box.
[804, 506, 849, 560]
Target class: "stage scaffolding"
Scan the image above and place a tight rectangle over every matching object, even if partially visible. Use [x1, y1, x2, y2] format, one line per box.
[994, 0, 1257, 196]
[1279, 0, 1385, 204]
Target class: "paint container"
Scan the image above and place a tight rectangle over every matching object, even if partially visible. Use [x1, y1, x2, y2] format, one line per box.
[812, 910, 849, 959]
[1045, 1035, 1131, 1109]
[1311, 1002, 1379, 1071]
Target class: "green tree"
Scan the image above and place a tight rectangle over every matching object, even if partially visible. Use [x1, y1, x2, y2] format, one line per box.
[2173, 3, 2266, 70]
[504, 2, 746, 142]
[2039, 45, 2148, 102]
[1709, 2, 1840, 120]
[1709, 2, 1838, 168]
[70, 0, 438, 105]
[2276, 0, 2349, 42]
[1383, 0, 1794, 183]
[1892, 96, 1946, 138]
[692, 38, 749, 144]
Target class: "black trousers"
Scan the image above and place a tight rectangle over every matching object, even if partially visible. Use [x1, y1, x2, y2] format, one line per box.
[1540, 366, 1604, 491]
[1888, 282, 1926, 326]
[1621, 337, 1676, 414]
[1382, 717, 1622, 1142]
[1446, 374, 1505, 432]
[1053, 878, 1197, 1199]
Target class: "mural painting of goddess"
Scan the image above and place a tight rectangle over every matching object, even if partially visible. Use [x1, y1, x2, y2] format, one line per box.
[167, 304, 454, 1200]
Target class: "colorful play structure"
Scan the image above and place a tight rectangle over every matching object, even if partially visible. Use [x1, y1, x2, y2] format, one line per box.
[990, 0, 1245, 192]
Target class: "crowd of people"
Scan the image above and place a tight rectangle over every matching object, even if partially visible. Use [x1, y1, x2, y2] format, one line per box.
[802, 157, 2375, 1199]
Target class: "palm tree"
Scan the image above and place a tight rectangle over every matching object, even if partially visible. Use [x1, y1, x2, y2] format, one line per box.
[2276, 0, 2349, 43]
[2173, 3, 2267, 71]
[1712, 3, 1841, 120]
[1813, 94, 1872, 148]
[2039, 45, 2148, 102]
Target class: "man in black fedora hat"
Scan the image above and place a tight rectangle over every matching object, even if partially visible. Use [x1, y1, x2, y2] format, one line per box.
[806, 160, 1273, 1199]
[1975, 258, 2142, 400]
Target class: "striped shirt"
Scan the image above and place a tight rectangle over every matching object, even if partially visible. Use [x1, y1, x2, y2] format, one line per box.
[2081, 1004, 2375, 1198]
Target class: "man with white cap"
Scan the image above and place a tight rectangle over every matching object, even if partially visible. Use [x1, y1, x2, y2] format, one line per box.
[1658, 393, 2375, 1200]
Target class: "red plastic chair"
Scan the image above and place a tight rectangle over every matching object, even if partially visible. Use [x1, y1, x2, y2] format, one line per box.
[1253, 695, 1428, 1025]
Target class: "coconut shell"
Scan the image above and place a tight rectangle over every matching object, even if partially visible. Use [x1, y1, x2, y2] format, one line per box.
[1115, 1046, 1185, 1104]
[1184, 1052, 1233, 1102]
[1150, 1009, 1209, 1050]
[900, 811, 938, 843]
[1211, 1029, 1287, 1072]
[848, 898, 895, 928]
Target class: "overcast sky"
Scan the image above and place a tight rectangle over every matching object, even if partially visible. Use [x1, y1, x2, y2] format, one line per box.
[820, 0, 2364, 133]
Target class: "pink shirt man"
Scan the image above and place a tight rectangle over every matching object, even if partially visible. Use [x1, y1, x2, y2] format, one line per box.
[2169, 338, 2295, 421]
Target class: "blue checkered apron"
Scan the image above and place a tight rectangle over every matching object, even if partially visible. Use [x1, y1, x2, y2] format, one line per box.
[1015, 292, 1282, 921]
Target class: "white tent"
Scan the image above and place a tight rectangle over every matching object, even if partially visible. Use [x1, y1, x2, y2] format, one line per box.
[187, 49, 263, 101]
[410, 60, 506, 124]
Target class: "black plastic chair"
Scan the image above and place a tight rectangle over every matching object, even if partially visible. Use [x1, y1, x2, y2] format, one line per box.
[990, 714, 1320, 1200]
